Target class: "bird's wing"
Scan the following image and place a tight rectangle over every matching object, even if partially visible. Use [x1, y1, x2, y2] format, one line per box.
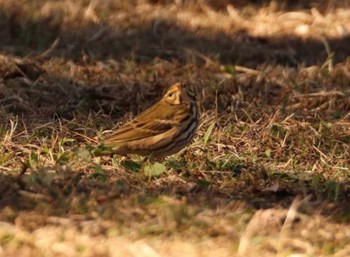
[102, 118, 173, 145]
[102, 97, 193, 147]
[103, 102, 186, 145]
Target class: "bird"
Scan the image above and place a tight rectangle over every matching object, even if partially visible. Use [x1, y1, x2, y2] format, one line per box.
[96, 82, 199, 158]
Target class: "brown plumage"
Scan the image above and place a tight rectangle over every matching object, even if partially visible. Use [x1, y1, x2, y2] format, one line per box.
[98, 82, 199, 158]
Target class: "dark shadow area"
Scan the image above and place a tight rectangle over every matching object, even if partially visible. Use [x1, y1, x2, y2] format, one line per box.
[187, 0, 350, 12]
[0, 2, 349, 66]
[1, 14, 350, 66]
[56, 21, 350, 67]
[0, 165, 349, 226]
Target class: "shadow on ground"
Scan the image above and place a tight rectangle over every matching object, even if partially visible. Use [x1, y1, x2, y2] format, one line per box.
[1, 7, 349, 66]
[0, 161, 349, 227]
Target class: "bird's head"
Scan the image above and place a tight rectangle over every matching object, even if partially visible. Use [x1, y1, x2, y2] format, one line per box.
[163, 82, 196, 105]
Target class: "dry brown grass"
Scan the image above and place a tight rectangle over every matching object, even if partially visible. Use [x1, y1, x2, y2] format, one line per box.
[0, 0, 350, 256]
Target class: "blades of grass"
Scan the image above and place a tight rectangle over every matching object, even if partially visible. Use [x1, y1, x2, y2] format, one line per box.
[203, 122, 216, 145]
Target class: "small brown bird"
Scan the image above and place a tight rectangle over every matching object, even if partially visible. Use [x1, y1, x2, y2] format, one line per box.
[98, 82, 199, 158]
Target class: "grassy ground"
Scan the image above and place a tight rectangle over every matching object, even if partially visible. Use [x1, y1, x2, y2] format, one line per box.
[0, 0, 350, 256]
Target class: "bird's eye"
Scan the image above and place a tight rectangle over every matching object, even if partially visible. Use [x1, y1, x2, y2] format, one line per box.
[168, 92, 173, 97]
